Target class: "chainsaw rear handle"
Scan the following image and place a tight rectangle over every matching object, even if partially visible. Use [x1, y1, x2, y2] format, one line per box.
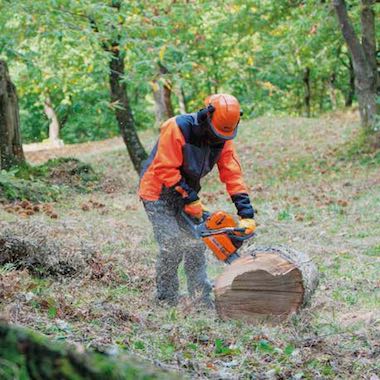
[229, 230, 256, 241]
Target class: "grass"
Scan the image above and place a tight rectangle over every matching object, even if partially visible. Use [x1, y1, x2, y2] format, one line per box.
[1, 113, 380, 379]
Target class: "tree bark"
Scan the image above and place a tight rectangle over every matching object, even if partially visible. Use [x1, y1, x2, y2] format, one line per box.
[328, 73, 337, 110]
[319, 80, 326, 112]
[0, 322, 179, 379]
[333, 0, 379, 135]
[152, 62, 174, 128]
[178, 86, 187, 114]
[0, 60, 25, 170]
[108, 44, 147, 173]
[361, 0, 378, 90]
[43, 95, 64, 147]
[303, 67, 311, 117]
[214, 246, 319, 323]
[90, 2, 147, 174]
[345, 55, 355, 107]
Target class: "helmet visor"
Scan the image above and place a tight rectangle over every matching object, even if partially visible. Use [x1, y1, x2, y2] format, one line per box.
[208, 119, 239, 140]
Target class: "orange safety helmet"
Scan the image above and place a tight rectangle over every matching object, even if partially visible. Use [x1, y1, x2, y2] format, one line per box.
[204, 94, 241, 140]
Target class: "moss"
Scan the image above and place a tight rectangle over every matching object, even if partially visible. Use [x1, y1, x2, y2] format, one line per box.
[0, 157, 98, 202]
[0, 171, 61, 202]
[0, 322, 179, 379]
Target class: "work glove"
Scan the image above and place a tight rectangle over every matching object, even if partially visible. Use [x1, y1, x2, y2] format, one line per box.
[238, 217, 256, 235]
[184, 200, 207, 220]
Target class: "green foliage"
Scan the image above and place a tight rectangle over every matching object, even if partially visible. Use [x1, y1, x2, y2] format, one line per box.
[1, 0, 377, 145]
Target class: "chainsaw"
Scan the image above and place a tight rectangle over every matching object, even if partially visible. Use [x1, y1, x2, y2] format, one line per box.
[181, 210, 255, 264]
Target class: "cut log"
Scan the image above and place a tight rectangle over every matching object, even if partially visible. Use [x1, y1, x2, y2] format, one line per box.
[214, 246, 319, 323]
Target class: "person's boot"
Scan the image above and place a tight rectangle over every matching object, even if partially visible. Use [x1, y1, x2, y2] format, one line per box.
[188, 278, 214, 309]
[155, 293, 179, 307]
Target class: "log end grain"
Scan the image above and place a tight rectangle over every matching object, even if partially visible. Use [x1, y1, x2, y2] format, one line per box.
[214, 246, 319, 323]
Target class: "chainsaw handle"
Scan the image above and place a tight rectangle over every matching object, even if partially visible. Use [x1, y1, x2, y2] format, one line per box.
[229, 231, 256, 241]
[180, 211, 198, 225]
[234, 227, 247, 233]
[181, 210, 207, 224]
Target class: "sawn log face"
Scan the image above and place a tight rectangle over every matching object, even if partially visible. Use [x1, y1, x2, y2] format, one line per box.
[214, 246, 319, 323]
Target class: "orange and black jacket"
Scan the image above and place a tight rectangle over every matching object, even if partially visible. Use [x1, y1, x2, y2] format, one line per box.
[139, 113, 254, 218]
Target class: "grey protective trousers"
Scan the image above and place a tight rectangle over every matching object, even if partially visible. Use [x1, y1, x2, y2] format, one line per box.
[143, 195, 212, 305]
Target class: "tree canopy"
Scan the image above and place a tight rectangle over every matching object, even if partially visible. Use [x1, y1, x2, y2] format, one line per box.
[0, 0, 378, 144]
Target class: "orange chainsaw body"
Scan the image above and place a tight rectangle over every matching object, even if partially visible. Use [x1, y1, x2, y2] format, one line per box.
[203, 211, 239, 262]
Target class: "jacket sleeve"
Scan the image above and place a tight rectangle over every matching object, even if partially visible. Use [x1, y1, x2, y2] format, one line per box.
[217, 140, 255, 218]
[152, 119, 198, 203]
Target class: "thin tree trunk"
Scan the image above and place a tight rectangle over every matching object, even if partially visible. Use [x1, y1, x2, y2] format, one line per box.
[90, 2, 147, 173]
[59, 94, 72, 129]
[319, 80, 326, 113]
[108, 44, 147, 173]
[152, 62, 174, 127]
[43, 95, 64, 147]
[333, 0, 379, 135]
[328, 73, 337, 110]
[0, 60, 25, 170]
[303, 67, 311, 117]
[178, 86, 187, 114]
[345, 55, 355, 107]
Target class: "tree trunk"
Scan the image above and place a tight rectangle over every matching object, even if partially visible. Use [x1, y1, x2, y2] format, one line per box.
[361, 0, 378, 91]
[178, 86, 187, 114]
[43, 95, 64, 147]
[328, 73, 337, 110]
[303, 67, 311, 117]
[0, 322, 179, 379]
[152, 63, 174, 128]
[0, 60, 25, 170]
[108, 46, 147, 173]
[89, 2, 147, 174]
[214, 246, 319, 323]
[345, 55, 355, 107]
[319, 80, 326, 112]
[333, 0, 379, 136]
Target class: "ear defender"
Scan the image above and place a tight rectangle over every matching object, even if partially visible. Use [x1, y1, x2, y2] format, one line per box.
[207, 104, 216, 114]
[197, 104, 215, 124]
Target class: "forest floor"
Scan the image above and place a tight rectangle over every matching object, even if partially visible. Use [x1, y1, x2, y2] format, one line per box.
[1, 112, 380, 379]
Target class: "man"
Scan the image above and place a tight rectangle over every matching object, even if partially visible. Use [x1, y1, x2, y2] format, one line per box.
[139, 94, 256, 307]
